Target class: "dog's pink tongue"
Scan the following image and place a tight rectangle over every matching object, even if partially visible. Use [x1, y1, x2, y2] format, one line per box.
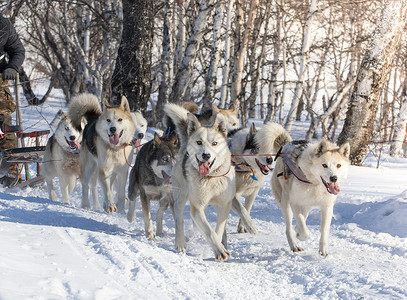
[162, 171, 171, 184]
[70, 141, 81, 150]
[198, 161, 210, 176]
[109, 134, 120, 145]
[327, 183, 340, 195]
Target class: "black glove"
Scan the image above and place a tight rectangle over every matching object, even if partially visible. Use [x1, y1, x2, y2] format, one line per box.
[2, 68, 17, 81]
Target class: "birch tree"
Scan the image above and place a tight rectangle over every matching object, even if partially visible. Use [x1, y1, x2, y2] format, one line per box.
[202, 0, 224, 107]
[169, 0, 215, 103]
[284, 0, 318, 132]
[390, 89, 407, 157]
[337, 0, 407, 165]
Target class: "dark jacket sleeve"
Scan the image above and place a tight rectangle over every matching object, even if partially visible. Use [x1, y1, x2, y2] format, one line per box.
[2, 18, 25, 72]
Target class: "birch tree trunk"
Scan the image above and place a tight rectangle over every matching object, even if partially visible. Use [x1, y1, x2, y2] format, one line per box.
[230, 0, 258, 126]
[157, 0, 174, 123]
[219, 0, 234, 108]
[390, 91, 407, 157]
[337, 0, 407, 165]
[169, 0, 214, 103]
[203, 0, 224, 107]
[284, 0, 317, 132]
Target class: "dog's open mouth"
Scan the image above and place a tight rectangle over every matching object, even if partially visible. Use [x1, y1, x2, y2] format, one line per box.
[108, 130, 123, 145]
[255, 158, 271, 175]
[196, 155, 215, 176]
[321, 177, 340, 195]
[132, 138, 142, 151]
[65, 138, 80, 152]
[162, 170, 171, 185]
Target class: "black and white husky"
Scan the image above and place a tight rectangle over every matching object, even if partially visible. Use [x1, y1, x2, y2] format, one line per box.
[127, 131, 179, 240]
[42, 109, 83, 204]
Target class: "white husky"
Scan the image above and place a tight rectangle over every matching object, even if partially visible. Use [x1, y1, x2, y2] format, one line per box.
[229, 122, 291, 232]
[42, 109, 84, 204]
[164, 103, 256, 261]
[271, 139, 350, 256]
[130, 110, 147, 151]
[69, 93, 136, 212]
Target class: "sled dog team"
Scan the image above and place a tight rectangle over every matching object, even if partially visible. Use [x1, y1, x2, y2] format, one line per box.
[42, 93, 350, 261]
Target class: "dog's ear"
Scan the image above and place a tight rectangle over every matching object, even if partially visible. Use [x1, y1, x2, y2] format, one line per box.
[338, 142, 350, 158]
[104, 98, 111, 109]
[249, 123, 257, 135]
[153, 132, 161, 146]
[169, 131, 178, 146]
[214, 113, 227, 137]
[119, 95, 131, 114]
[315, 139, 329, 157]
[50, 109, 65, 127]
[229, 103, 238, 116]
[187, 112, 201, 136]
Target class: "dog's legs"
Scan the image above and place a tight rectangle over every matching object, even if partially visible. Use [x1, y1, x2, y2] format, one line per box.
[115, 169, 128, 214]
[81, 161, 95, 209]
[140, 192, 155, 240]
[190, 203, 230, 262]
[215, 201, 232, 249]
[90, 172, 101, 210]
[46, 178, 58, 202]
[280, 198, 303, 252]
[232, 197, 258, 235]
[292, 205, 311, 241]
[173, 178, 188, 252]
[237, 189, 259, 233]
[59, 173, 76, 204]
[319, 204, 334, 256]
[99, 171, 117, 213]
[127, 174, 139, 223]
[156, 196, 170, 237]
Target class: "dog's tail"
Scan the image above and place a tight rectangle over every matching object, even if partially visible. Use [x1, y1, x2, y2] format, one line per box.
[163, 103, 192, 144]
[255, 122, 292, 155]
[68, 93, 102, 132]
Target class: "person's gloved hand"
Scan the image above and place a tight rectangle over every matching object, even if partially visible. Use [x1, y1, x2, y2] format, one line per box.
[2, 68, 17, 81]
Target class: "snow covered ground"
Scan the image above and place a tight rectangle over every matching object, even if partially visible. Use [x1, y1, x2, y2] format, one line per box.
[1, 90, 407, 299]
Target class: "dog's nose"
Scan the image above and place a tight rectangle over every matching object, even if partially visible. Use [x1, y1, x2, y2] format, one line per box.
[69, 135, 76, 141]
[137, 133, 144, 139]
[202, 153, 211, 161]
[110, 127, 116, 134]
[266, 157, 273, 165]
[330, 175, 338, 183]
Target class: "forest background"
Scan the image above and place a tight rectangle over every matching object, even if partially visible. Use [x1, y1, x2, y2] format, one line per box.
[2, 0, 407, 164]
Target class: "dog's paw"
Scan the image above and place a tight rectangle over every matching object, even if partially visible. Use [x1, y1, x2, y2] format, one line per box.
[237, 224, 248, 233]
[291, 245, 304, 252]
[214, 246, 230, 262]
[147, 231, 156, 241]
[104, 202, 117, 213]
[175, 239, 187, 252]
[319, 243, 329, 257]
[295, 227, 310, 241]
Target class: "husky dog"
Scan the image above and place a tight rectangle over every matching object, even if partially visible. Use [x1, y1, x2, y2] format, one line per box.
[130, 110, 147, 151]
[42, 109, 83, 203]
[271, 139, 350, 256]
[69, 93, 136, 212]
[164, 103, 256, 262]
[127, 131, 179, 240]
[229, 122, 291, 232]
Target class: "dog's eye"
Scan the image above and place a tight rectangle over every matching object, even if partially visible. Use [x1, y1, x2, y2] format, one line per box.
[322, 164, 328, 168]
[337, 164, 341, 168]
[162, 156, 169, 162]
[232, 123, 236, 126]
[212, 141, 217, 146]
[118, 118, 123, 122]
[106, 119, 111, 123]
[196, 141, 202, 145]
[65, 126, 69, 131]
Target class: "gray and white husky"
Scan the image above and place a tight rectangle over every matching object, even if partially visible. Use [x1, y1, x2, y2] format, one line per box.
[271, 139, 350, 256]
[127, 131, 179, 240]
[229, 122, 291, 233]
[164, 103, 256, 261]
[42, 109, 84, 204]
[69, 93, 136, 212]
